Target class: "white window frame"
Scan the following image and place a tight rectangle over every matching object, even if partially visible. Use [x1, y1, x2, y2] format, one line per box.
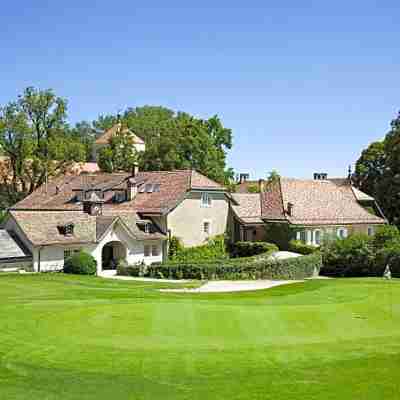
[314, 229, 322, 246]
[201, 192, 212, 208]
[203, 220, 212, 235]
[63, 248, 80, 261]
[337, 227, 348, 239]
[367, 226, 374, 236]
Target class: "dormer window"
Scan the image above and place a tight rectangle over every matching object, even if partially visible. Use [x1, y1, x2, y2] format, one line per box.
[113, 191, 126, 203]
[201, 192, 211, 207]
[58, 223, 74, 236]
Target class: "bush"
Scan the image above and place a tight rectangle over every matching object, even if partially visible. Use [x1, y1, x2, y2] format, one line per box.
[231, 241, 278, 258]
[321, 234, 375, 277]
[373, 225, 400, 249]
[375, 243, 400, 278]
[168, 236, 184, 258]
[134, 252, 321, 280]
[64, 251, 97, 275]
[169, 235, 228, 263]
[288, 240, 319, 255]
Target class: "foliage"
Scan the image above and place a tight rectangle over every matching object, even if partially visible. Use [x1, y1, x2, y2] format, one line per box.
[0, 87, 85, 206]
[123, 252, 321, 280]
[69, 121, 97, 161]
[93, 106, 234, 184]
[372, 225, 400, 249]
[353, 112, 400, 226]
[375, 242, 400, 278]
[247, 183, 260, 193]
[0, 209, 6, 225]
[168, 236, 184, 258]
[63, 251, 97, 275]
[97, 126, 138, 172]
[169, 235, 228, 263]
[264, 223, 291, 250]
[289, 240, 319, 255]
[230, 241, 278, 258]
[321, 234, 376, 277]
[267, 169, 280, 183]
[354, 141, 386, 200]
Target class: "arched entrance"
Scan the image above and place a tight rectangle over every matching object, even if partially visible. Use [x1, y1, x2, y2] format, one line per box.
[102, 241, 127, 270]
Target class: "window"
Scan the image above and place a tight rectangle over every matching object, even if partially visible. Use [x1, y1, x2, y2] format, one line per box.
[203, 221, 211, 235]
[367, 226, 374, 236]
[144, 244, 151, 257]
[64, 250, 72, 261]
[145, 223, 150, 234]
[297, 231, 307, 243]
[201, 192, 211, 207]
[314, 230, 322, 245]
[152, 245, 160, 257]
[337, 227, 348, 239]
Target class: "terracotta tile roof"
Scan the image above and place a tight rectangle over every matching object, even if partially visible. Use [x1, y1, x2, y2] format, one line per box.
[9, 210, 165, 247]
[95, 123, 145, 145]
[260, 180, 286, 221]
[10, 211, 98, 246]
[231, 194, 264, 224]
[11, 170, 224, 215]
[264, 178, 386, 226]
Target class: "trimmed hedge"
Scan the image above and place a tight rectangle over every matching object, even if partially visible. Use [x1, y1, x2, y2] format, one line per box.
[289, 240, 319, 255]
[118, 252, 321, 281]
[169, 235, 228, 263]
[230, 241, 279, 258]
[64, 251, 97, 275]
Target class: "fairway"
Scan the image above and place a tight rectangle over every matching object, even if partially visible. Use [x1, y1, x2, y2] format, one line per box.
[0, 275, 399, 399]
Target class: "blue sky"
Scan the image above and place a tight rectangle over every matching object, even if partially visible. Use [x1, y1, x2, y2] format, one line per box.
[1, 1, 399, 179]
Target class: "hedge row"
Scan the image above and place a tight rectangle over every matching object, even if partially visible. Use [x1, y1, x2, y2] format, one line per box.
[288, 240, 319, 255]
[118, 252, 321, 280]
[230, 241, 279, 258]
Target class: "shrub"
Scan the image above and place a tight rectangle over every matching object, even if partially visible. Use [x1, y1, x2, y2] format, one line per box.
[64, 251, 97, 275]
[288, 240, 318, 255]
[168, 236, 184, 258]
[373, 225, 400, 249]
[375, 243, 400, 278]
[139, 252, 321, 280]
[231, 241, 278, 258]
[169, 235, 228, 263]
[321, 234, 375, 277]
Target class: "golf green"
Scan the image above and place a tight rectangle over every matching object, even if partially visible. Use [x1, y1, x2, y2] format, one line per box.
[0, 274, 399, 399]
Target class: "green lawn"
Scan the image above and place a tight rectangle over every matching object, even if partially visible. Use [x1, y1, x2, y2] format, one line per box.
[1, 275, 400, 399]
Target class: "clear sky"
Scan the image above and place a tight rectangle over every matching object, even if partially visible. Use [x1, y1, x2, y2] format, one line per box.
[1, 1, 399, 179]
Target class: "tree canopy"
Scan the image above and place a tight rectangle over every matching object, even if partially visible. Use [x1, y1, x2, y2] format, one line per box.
[0, 87, 86, 205]
[354, 112, 400, 225]
[94, 106, 234, 184]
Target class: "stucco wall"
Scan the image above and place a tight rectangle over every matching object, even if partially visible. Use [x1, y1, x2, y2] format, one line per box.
[167, 191, 229, 247]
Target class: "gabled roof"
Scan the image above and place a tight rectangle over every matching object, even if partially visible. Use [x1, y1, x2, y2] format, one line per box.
[8, 210, 165, 247]
[12, 170, 225, 215]
[95, 123, 145, 145]
[0, 230, 31, 261]
[231, 177, 386, 226]
[271, 178, 385, 225]
[231, 193, 263, 224]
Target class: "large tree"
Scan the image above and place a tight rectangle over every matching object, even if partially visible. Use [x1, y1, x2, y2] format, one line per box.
[0, 87, 85, 204]
[354, 112, 400, 225]
[94, 106, 234, 184]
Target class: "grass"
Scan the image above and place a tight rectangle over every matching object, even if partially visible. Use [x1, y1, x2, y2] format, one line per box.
[0, 274, 400, 399]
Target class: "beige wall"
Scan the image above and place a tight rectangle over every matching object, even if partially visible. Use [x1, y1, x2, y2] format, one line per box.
[167, 191, 229, 247]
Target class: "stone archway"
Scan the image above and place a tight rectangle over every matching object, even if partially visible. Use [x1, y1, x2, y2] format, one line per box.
[101, 241, 127, 270]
